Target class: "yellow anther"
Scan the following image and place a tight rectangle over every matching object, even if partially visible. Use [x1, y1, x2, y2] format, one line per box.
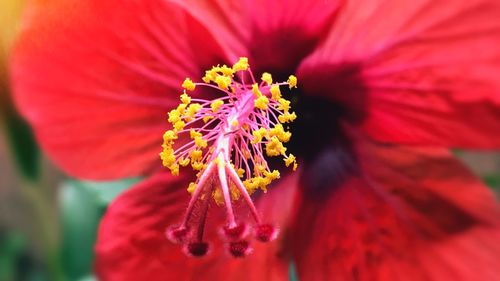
[190, 149, 203, 162]
[176, 103, 187, 113]
[215, 75, 231, 90]
[232, 57, 249, 71]
[261, 72, 273, 85]
[236, 168, 245, 178]
[254, 163, 266, 176]
[194, 136, 207, 148]
[173, 120, 185, 131]
[220, 65, 234, 76]
[187, 182, 197, 194]
[160, 147, 176, 167]
[178, 106, 189, 122]
[192, 161, 204, 171]
[251, 131, 261, 144]
[243, 178, 259, 194]
[180, 92, 191, 104]
[264, 170, 280, 181]
[186, 103, 202, 119]
[169, 163, 180, 176]
[270, 123, 291, 143]
[253, 176, 269, 192]
[265, 136, 286, 156]
[162, 130, 178, 144]
[287, 75, 297, 88]
[277, 98, 291, 112]
[254, 95, 269, 110]
[203, 115, 214, 123]
[278, 111, 297, 123]
[270, 85, 281, 100]
[167, 109, 182, 124]
[202, 69, 217, 83]
[252, 83, 262, 97]
[210, 99, 224, 113]
[190, 129, 202, 139]
[284, 154, 296, 167]
[182, 78, 196, 91]
[178, 157, 190, 167]
[251, 127, 268, 144]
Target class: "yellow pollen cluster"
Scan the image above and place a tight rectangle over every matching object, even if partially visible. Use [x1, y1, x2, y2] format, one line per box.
[261, 72, 273, 85]
[202, 63, 235, 88]
[215, 75, 231, 90]
[185, 103, 202, 121]
[265, 136, 286, 156]
[278, 111, 297, 123]
[270, 85, 281, 100]
[254, 95, 269, 110]
[252, 83, 262, 97]
[161, 88, 213, 175]
[160, 133, 178, 175]
[247, 123, 295, 168]
[232, 57, 249, 72]
[242, 169, 280, 194]
[287, 75, 297, 88]
[270, 123, 291, 142]
[285, 154, 298, 171]
[251, 128, 267, 144]
[180, 92, 191, 104]
[182, 78, 196, 91]
[210, 99, 224, 113]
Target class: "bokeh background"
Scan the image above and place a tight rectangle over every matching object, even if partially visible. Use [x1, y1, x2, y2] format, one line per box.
[0, 1, 499, 281]
[0, 2, 135, 280]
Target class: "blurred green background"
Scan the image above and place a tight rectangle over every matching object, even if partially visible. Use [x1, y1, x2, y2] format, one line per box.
[0, 1, 138, 280]
[0, 1, 498, 281]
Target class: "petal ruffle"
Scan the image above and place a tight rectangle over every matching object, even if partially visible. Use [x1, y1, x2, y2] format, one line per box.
[10, 0, 229, 179]
[95, 172, 298, 281]
[298, 0, 500, 148]
[291, 140, 500, 280]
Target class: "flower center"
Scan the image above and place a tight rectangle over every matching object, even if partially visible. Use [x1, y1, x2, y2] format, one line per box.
[160, 57, 298, 257]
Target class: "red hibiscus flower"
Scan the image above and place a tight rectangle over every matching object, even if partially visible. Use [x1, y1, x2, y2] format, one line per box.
[10, 0, 500, 280]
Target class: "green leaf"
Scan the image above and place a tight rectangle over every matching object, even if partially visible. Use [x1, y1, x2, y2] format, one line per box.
[484, 174, 500, 191]
[0, 231, 26, 280]
[1, 100, 40, 182]
[60, 179, 139, 280]
[0, 231, 49, 281]
[289, 262, 299, 281]
[76, 178, 141, 206]
[60, 182, 101, 281]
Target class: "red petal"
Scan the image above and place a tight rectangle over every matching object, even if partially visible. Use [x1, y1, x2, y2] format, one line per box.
[95, 172, 297, 281]
[291, 140, 500, 280]
[10, 0, 228, 179]
[298, 0, 500, 148]
[178, 0, 341, 73]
